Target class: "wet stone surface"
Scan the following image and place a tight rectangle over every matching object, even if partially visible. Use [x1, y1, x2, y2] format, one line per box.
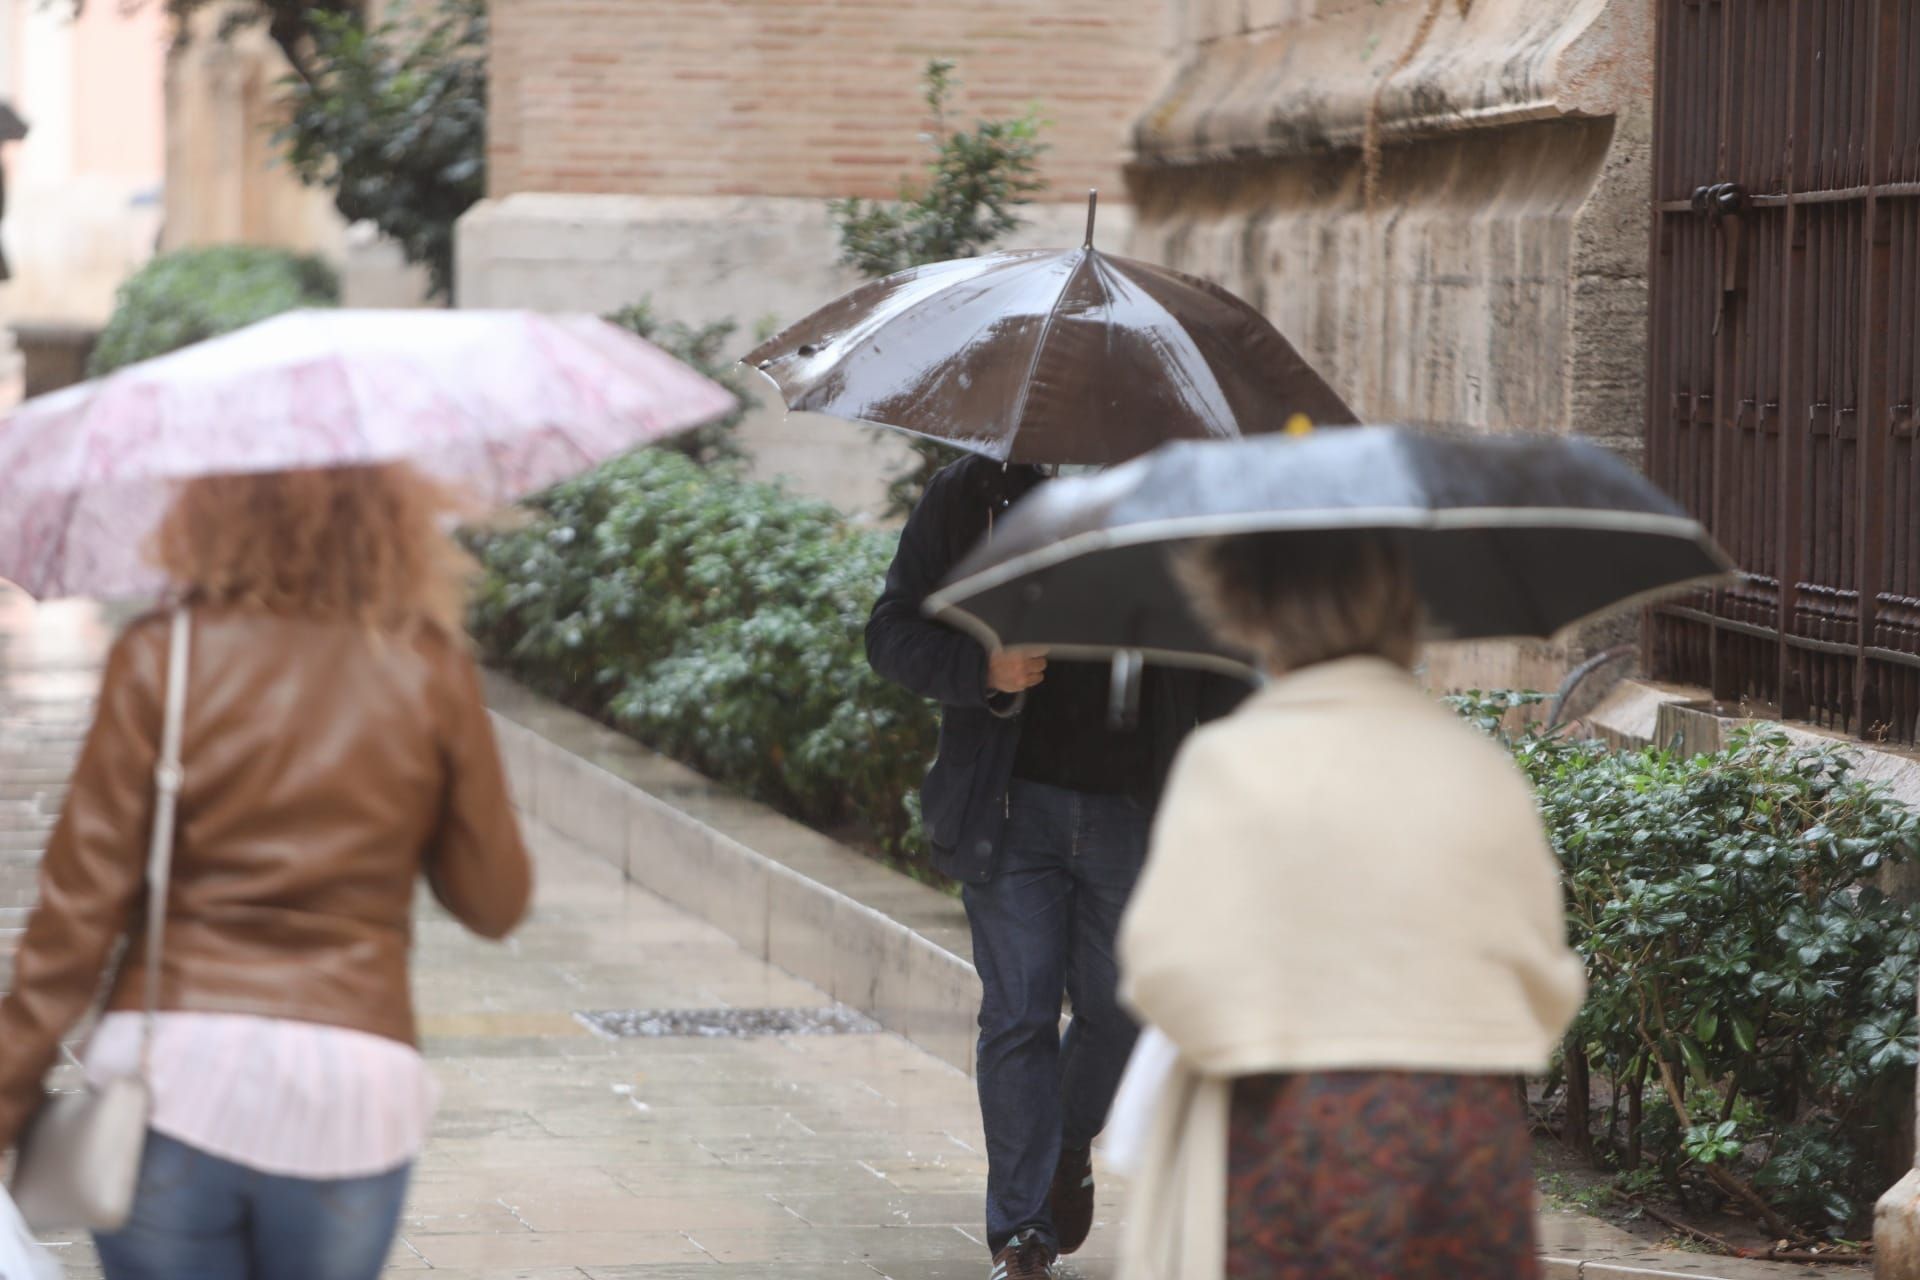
[577, 1007, 883, 1040]
[0, 588, 1126, 1279]
[1, 589, 1796, 1280]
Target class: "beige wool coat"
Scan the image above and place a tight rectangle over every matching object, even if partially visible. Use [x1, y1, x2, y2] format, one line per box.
[1114, 656, 1588, 1280]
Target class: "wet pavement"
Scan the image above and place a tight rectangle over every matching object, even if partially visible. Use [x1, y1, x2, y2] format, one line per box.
[2, 590, 1813, 1280]
[0, 589, 1124, 1279]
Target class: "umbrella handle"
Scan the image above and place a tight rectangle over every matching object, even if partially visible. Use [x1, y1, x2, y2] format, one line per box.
[1108, 649, 1143, 731]
[1546, 644, 1636, 732]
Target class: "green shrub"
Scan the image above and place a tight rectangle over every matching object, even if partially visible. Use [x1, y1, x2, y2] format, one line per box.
[276, 0, 486, 302]
[830, 59, 1046, 280]
[468, 451, 938, 862]
[89, 245, 340, 376]
[601, 302, 751, 468]
[1455, 693, 1920, 1238]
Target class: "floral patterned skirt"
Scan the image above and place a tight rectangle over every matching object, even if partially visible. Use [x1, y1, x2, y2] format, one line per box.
[1227, 1071, 1539, 1280]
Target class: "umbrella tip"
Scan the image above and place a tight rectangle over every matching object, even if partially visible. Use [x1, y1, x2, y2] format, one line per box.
[1284, 414, 1315, 437]
[1084, 189, 1099, 249]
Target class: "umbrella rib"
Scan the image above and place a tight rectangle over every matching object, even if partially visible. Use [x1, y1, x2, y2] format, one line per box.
[1005, 254, 1091, 448]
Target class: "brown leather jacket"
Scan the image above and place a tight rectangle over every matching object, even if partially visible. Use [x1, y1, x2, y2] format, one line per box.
[0, 608, 533, 1151]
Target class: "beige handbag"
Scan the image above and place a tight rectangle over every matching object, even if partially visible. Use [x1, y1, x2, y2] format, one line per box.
[11, 608, 191, 1233]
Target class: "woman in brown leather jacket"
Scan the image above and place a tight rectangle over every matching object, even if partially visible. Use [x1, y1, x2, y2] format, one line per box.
[0, 464, 533, 1280]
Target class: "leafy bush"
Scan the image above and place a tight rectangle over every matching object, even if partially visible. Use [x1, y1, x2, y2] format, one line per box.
[276, 0, 485, 302]
[829, 59, 1048, 517]
[89, 245, 340, 376]
[830, 59, 1047, 279]
[468, 451, 938, 861]
[1455, 694, 1920, 1238]
[602, 302, 751, 467]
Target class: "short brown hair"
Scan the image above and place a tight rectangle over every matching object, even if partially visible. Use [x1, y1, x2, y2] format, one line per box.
[1176, 530, 1422, 673]
[149, 463, 476, 637]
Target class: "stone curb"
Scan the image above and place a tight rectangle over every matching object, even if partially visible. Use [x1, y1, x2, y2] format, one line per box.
[484, 673, 981, 1076]
[483, 674, 1847, 1280]
[1542, 1261, 1850, 1279]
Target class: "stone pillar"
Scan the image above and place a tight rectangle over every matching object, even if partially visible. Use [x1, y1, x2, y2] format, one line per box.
[0, 327, 21, 410]
[1123, 0, 1654, 693]
[1880, 1154, 1920, 1277]
[162, 1, 342, 257]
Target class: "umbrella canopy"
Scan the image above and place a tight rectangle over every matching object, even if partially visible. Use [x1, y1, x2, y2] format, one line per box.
[924, 427, 1735, 678]
[0, 102, 26, 143]
[744, 204, 1355, 465]
[0, 309, 736, 600]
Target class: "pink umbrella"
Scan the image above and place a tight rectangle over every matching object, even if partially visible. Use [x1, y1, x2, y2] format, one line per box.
[0, 309, 736, 600]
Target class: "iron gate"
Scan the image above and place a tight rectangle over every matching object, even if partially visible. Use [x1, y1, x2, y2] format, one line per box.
[1648, 0, 1920, 742]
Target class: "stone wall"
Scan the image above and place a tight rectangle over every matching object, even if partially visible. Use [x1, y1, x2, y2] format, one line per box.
[465, 0, 1167, 516]
[1129, 0, 1654, 688]
[486, 0, 1166, 203]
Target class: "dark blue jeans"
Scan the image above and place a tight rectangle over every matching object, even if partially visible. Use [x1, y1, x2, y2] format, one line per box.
[963, 779, 1150, 1255]
[93, 1131, 411, 1280]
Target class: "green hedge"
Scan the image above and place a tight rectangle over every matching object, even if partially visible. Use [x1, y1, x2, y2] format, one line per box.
[468, 450, 938, 863]
[90, 245, 341, 377]
[472, 462, 1919, 1235]
[1458, 693, 1920, 1237]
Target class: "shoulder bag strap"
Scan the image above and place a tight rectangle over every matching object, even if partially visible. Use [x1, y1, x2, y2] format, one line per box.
[138, 607, 191, 1076]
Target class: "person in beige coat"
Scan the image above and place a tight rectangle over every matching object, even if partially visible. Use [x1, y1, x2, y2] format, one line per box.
[1112, 530, 1588, 1280]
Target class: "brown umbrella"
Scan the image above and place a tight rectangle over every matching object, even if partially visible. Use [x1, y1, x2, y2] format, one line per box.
[744, 193, 1355, 466]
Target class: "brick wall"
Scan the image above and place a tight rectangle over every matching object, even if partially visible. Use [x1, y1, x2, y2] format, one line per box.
[487, 0, 1167, 202]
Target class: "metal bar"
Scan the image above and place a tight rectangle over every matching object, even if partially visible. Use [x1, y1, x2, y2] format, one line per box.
[1645, 0, 1677, 674]
[1707, 0, 1734, 702]
[1658, 604, 1920, 670]
[1777, 0, 1808, 721]
[1853, 0, 1898, 732]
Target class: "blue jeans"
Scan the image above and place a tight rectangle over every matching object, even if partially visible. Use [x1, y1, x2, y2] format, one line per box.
[963, 779, 1150, 1255]
[94, 1131, 411, 1280]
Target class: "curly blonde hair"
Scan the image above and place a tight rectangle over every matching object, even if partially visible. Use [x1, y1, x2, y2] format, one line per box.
[1176, 530, 1423, 674]
[149, 463, 476, 637]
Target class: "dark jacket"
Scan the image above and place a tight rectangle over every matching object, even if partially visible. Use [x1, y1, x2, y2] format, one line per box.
[0, 608, 532, 1151]
[866, 455, 1250, 884]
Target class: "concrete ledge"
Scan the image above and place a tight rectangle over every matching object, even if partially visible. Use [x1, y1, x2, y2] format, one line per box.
[1587, 677, 1920, 812]
[484, 672, 1846, 1280]
[483, 673, 979, 1075]
[1536, 1210, 1854, 1278]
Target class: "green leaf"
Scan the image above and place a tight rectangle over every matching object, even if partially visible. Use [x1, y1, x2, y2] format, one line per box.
[1730, 1011, 1758, 1053]
[1678, 1036, 1710, 1084]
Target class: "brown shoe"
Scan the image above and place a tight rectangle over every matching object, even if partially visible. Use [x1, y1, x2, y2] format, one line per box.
[1048, 1144, 1095, 1255]
[990, 1229, 1057, 1279]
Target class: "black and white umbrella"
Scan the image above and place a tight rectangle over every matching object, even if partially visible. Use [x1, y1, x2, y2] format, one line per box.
[924, 426, 1735, 679]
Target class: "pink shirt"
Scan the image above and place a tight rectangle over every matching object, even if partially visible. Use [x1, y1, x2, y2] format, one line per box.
[84, 1011, 438, 1179]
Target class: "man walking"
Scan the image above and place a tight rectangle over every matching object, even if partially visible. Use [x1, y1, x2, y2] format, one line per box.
[867, 454, 1244, 1279]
